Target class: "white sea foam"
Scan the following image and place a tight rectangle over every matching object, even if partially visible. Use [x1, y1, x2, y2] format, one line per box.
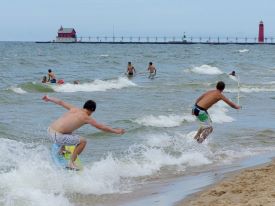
[10, 86, 27, 94]
[190, 65, 223, 75]
[51, 77, 136, 93]
[227, 85, 275, 93]
[228, 75, 239, 82]
[134, 103, 234, 128]
[208, 102, 235, 123]
[238, 49, 249, 53]
[1, 130, 273, 205]
[134, 114, 195, 127]
[99, 54, 109, 57]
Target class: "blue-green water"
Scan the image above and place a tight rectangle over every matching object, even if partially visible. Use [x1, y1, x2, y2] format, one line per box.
[1, 42, 275, 206]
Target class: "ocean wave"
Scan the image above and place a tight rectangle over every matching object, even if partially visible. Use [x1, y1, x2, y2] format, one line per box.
[9, 86, 27, 94]
[208, 102, 235, 123]
[238, 49, 249, 53]
[226, 85, 275, 93]
[190, 65, 223, 75]
[133, 114, 195, 127]
[1, 129, 274, 205]
[134, 103, 234, 128]
[52, 77, 136, 93]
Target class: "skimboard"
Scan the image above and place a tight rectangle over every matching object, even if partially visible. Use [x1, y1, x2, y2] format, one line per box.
[51, 144, 82, 170]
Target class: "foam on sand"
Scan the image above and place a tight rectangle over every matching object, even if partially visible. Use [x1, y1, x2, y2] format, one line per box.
[51, 77, 136, 93]
[190, 65, 223, 75]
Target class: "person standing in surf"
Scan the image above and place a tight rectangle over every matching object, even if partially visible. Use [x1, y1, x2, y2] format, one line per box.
[126, 62, 136, 76]
[147, 62, 156, 78]
[192, 81, 240, 143]
[47, 69, 57, 83]
[42, 95, 125, 169]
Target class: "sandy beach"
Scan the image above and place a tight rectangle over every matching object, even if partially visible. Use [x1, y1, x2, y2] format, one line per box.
[178, 160, 275, 206]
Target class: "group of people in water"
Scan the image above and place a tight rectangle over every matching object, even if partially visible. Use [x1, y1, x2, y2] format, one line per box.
[126, 62, 157, 78]
[43, 64, 240, 170]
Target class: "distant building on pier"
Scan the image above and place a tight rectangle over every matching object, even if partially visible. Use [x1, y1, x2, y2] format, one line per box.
[56, 26, 77, 42]
[258, 21, 264, 43]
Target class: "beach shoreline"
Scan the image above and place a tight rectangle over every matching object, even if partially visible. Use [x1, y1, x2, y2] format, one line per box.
[177, 158, 275, 206]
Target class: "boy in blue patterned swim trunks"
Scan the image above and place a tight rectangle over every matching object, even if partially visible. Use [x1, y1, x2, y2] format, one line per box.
[192, 81, 240, 143]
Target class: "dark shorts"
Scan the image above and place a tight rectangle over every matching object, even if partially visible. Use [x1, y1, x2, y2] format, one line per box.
[50, 79, 56, 83]
[128, 72, 134, 76]
[192, 104, 212, 128]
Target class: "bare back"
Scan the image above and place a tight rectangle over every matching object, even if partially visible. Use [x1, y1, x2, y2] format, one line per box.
[196, 89, 239, 110]
[50, 108, 89, 133]
[196, 90, 223, 110]
[148, 65, 156, 73]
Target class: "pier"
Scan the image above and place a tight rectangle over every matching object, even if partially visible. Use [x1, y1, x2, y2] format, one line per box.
[37, 35, 275, 45]
[36, 22, 275, 45]
[73, 35, 275, 44]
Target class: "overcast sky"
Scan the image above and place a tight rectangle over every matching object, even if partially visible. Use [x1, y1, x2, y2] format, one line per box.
[0, 0, 274, 41]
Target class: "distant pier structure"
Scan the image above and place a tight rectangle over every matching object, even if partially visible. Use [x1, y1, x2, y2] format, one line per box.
[55, 26, 77, 43]
[36, 22, 274, 44]
[258, 21, 264, 43]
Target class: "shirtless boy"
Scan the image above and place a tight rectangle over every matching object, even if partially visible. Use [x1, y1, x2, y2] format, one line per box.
[43, 95, 125, 169]
[147, 62, 156, 78]
[127, 62, 136, 76]
[192, 81, 240, 143]
[48, 69, 57, 83]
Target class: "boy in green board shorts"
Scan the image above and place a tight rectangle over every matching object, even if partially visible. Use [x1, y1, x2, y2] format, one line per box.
[192, 81, 240, 143]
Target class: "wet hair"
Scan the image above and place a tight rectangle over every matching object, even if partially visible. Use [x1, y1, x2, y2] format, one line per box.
[216, 81, 225, 91]
[48, 69, 52, 73]
[149, 62, 153, 65]
[42, 76, 47, 83]
[128, 62, 131, 65]
[83, 100, 96, 112]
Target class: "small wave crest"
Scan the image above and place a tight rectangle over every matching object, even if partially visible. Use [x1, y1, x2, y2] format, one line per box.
[190, 65, 223, 75]
[52, 77, 136, 93]
[227, 84, 275, 93]
[238, 49, 249, 53]
[134, 114, 195, 127]
[9, 86, 27, 94]
[208, 102, 235, 123]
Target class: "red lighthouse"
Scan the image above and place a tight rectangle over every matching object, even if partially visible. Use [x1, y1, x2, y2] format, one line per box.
[258, 21, 264, 43]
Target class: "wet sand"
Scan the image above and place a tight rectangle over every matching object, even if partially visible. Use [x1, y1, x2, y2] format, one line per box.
[178, 160, 275, 206]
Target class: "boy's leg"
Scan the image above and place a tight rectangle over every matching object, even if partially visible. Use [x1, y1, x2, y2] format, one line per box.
[197, 126, 213, 143]
[194, 127, 203, 140]
[69, 137, 87, 168]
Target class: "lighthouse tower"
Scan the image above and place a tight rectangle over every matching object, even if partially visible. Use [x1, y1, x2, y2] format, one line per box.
[258, 21, 264, 43]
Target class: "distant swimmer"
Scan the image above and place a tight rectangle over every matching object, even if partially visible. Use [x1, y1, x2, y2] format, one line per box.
[73, 80, 80, 84]
[229, 71, 236, 76]
[148, 62, 156, 78]
[48, 69, 57, 83]
[42, 95, 125, 170]
[42, 76, 47, 83]
[126, 62, 136, 76]
[192, 81, 240, 143]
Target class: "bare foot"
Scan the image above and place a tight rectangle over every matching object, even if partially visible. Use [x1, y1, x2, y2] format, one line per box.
[67, 161, 79, 171]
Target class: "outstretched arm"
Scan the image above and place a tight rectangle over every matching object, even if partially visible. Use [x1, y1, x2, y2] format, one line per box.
[87, 118, 125, 134]
[42, 95, 75, 110]
[220, 94, 240, 109]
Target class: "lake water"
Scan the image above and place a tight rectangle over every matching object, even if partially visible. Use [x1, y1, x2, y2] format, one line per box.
[1, 42, 275, 206]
